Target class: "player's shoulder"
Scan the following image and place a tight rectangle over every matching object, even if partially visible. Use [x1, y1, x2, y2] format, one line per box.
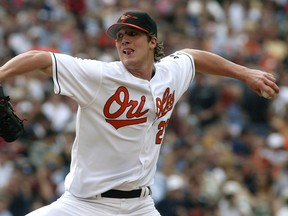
[156, 51, 193, 69]
[155, 50, 195, 80]
[75, 57, 122, 71]
[159, 51, 193, 62]
[105, 61, 126, 72]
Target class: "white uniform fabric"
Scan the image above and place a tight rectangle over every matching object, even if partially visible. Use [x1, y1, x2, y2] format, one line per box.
[27, 51, 195, 215]
[50, 51, 195, 198]
[27, 191, 160, 216]
[52, 52, 195, 198]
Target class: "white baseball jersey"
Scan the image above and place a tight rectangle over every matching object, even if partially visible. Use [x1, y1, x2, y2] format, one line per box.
[49, 51, 195, 198]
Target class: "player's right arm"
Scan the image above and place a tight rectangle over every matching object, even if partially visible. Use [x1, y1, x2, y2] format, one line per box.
[0, 50, 52, 82]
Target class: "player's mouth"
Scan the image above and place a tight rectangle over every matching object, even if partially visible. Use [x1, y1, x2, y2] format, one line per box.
[123, 48, 135, 55]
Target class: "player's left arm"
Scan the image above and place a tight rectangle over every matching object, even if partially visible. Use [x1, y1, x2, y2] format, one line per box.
[182, 48, 279, 99]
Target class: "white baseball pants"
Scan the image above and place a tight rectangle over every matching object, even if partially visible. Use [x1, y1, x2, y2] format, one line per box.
[25, 191, 161, 216]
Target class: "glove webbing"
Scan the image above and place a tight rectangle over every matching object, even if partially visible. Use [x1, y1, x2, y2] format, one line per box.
[0, 86, 4, 97]
[0, 86, 24, 142]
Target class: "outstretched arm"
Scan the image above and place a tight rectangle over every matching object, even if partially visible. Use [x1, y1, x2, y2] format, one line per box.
[0, 50, 52, 82]
[182, 49, 279, 99]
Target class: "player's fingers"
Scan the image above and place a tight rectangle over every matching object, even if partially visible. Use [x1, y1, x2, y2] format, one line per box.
[263, 73, 279, 93]
[252, 71, 278, 98]
[260, 87, 277, 99]
[258, 77, 279, 99]
[264, 72, 277, 83]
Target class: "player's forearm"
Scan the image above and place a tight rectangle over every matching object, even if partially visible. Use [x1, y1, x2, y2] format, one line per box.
[0, 50, 52, 82]
[183, 48, 279, 98]
[182, 49, 249, 82]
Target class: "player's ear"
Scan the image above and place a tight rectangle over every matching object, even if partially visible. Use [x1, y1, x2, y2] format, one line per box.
[149, 36, 157, 49]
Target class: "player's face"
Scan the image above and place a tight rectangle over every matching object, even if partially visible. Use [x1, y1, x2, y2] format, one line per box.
[115, 27, 156, 73]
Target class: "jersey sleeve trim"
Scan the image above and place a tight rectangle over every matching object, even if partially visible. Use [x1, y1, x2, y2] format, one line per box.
[177, 51, 195, 83]
[50, 52, 61, 94]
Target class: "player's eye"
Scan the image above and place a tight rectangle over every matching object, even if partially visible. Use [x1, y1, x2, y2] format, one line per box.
[116, 30, 139, 40]
[116, 32, 124, 39]
[127, 31, 138, 36]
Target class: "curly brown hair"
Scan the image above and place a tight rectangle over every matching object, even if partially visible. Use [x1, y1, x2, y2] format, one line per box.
[148, 33, 165, 62]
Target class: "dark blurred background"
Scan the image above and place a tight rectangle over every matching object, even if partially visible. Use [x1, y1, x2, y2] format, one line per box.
[0, 0, 288, 215]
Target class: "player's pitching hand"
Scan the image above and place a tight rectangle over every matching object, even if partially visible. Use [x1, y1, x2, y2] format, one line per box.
[245, 69, 279, 99]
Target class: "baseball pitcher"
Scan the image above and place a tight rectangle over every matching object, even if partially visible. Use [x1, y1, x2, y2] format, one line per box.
[0, 11, 279, 216]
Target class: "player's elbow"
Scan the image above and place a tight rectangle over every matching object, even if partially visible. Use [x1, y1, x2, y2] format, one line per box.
[27, 50, 53, 76]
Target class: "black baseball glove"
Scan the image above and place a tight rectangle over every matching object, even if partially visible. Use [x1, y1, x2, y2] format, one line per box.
[0, 86, 24, 142]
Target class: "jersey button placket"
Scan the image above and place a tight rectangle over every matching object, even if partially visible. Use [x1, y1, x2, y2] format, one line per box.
[144, 146, 149, 153]
[141, 135, 150, 170]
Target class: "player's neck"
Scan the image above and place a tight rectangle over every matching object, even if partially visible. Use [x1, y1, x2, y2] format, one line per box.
[126, 65, 155, 81]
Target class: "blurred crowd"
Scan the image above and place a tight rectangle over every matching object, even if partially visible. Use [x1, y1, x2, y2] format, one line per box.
[0, 0, 287, 215]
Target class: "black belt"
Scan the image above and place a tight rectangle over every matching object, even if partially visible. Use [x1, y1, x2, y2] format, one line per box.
[101, 187, 152, 199]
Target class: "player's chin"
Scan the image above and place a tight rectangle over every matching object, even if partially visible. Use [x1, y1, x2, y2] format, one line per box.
[121, 58, 136, 67]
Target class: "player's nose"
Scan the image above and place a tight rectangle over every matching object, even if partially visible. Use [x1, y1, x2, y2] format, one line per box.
[121, 34, 131, 45]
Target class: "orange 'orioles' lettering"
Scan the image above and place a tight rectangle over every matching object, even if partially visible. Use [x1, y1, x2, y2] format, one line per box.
[155, 88, 175, 119]
[103, 86, 148, 129]
[104, 86, 175, 145]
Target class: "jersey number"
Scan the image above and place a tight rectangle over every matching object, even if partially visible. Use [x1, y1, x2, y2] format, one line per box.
[155, 119, 170, 144]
